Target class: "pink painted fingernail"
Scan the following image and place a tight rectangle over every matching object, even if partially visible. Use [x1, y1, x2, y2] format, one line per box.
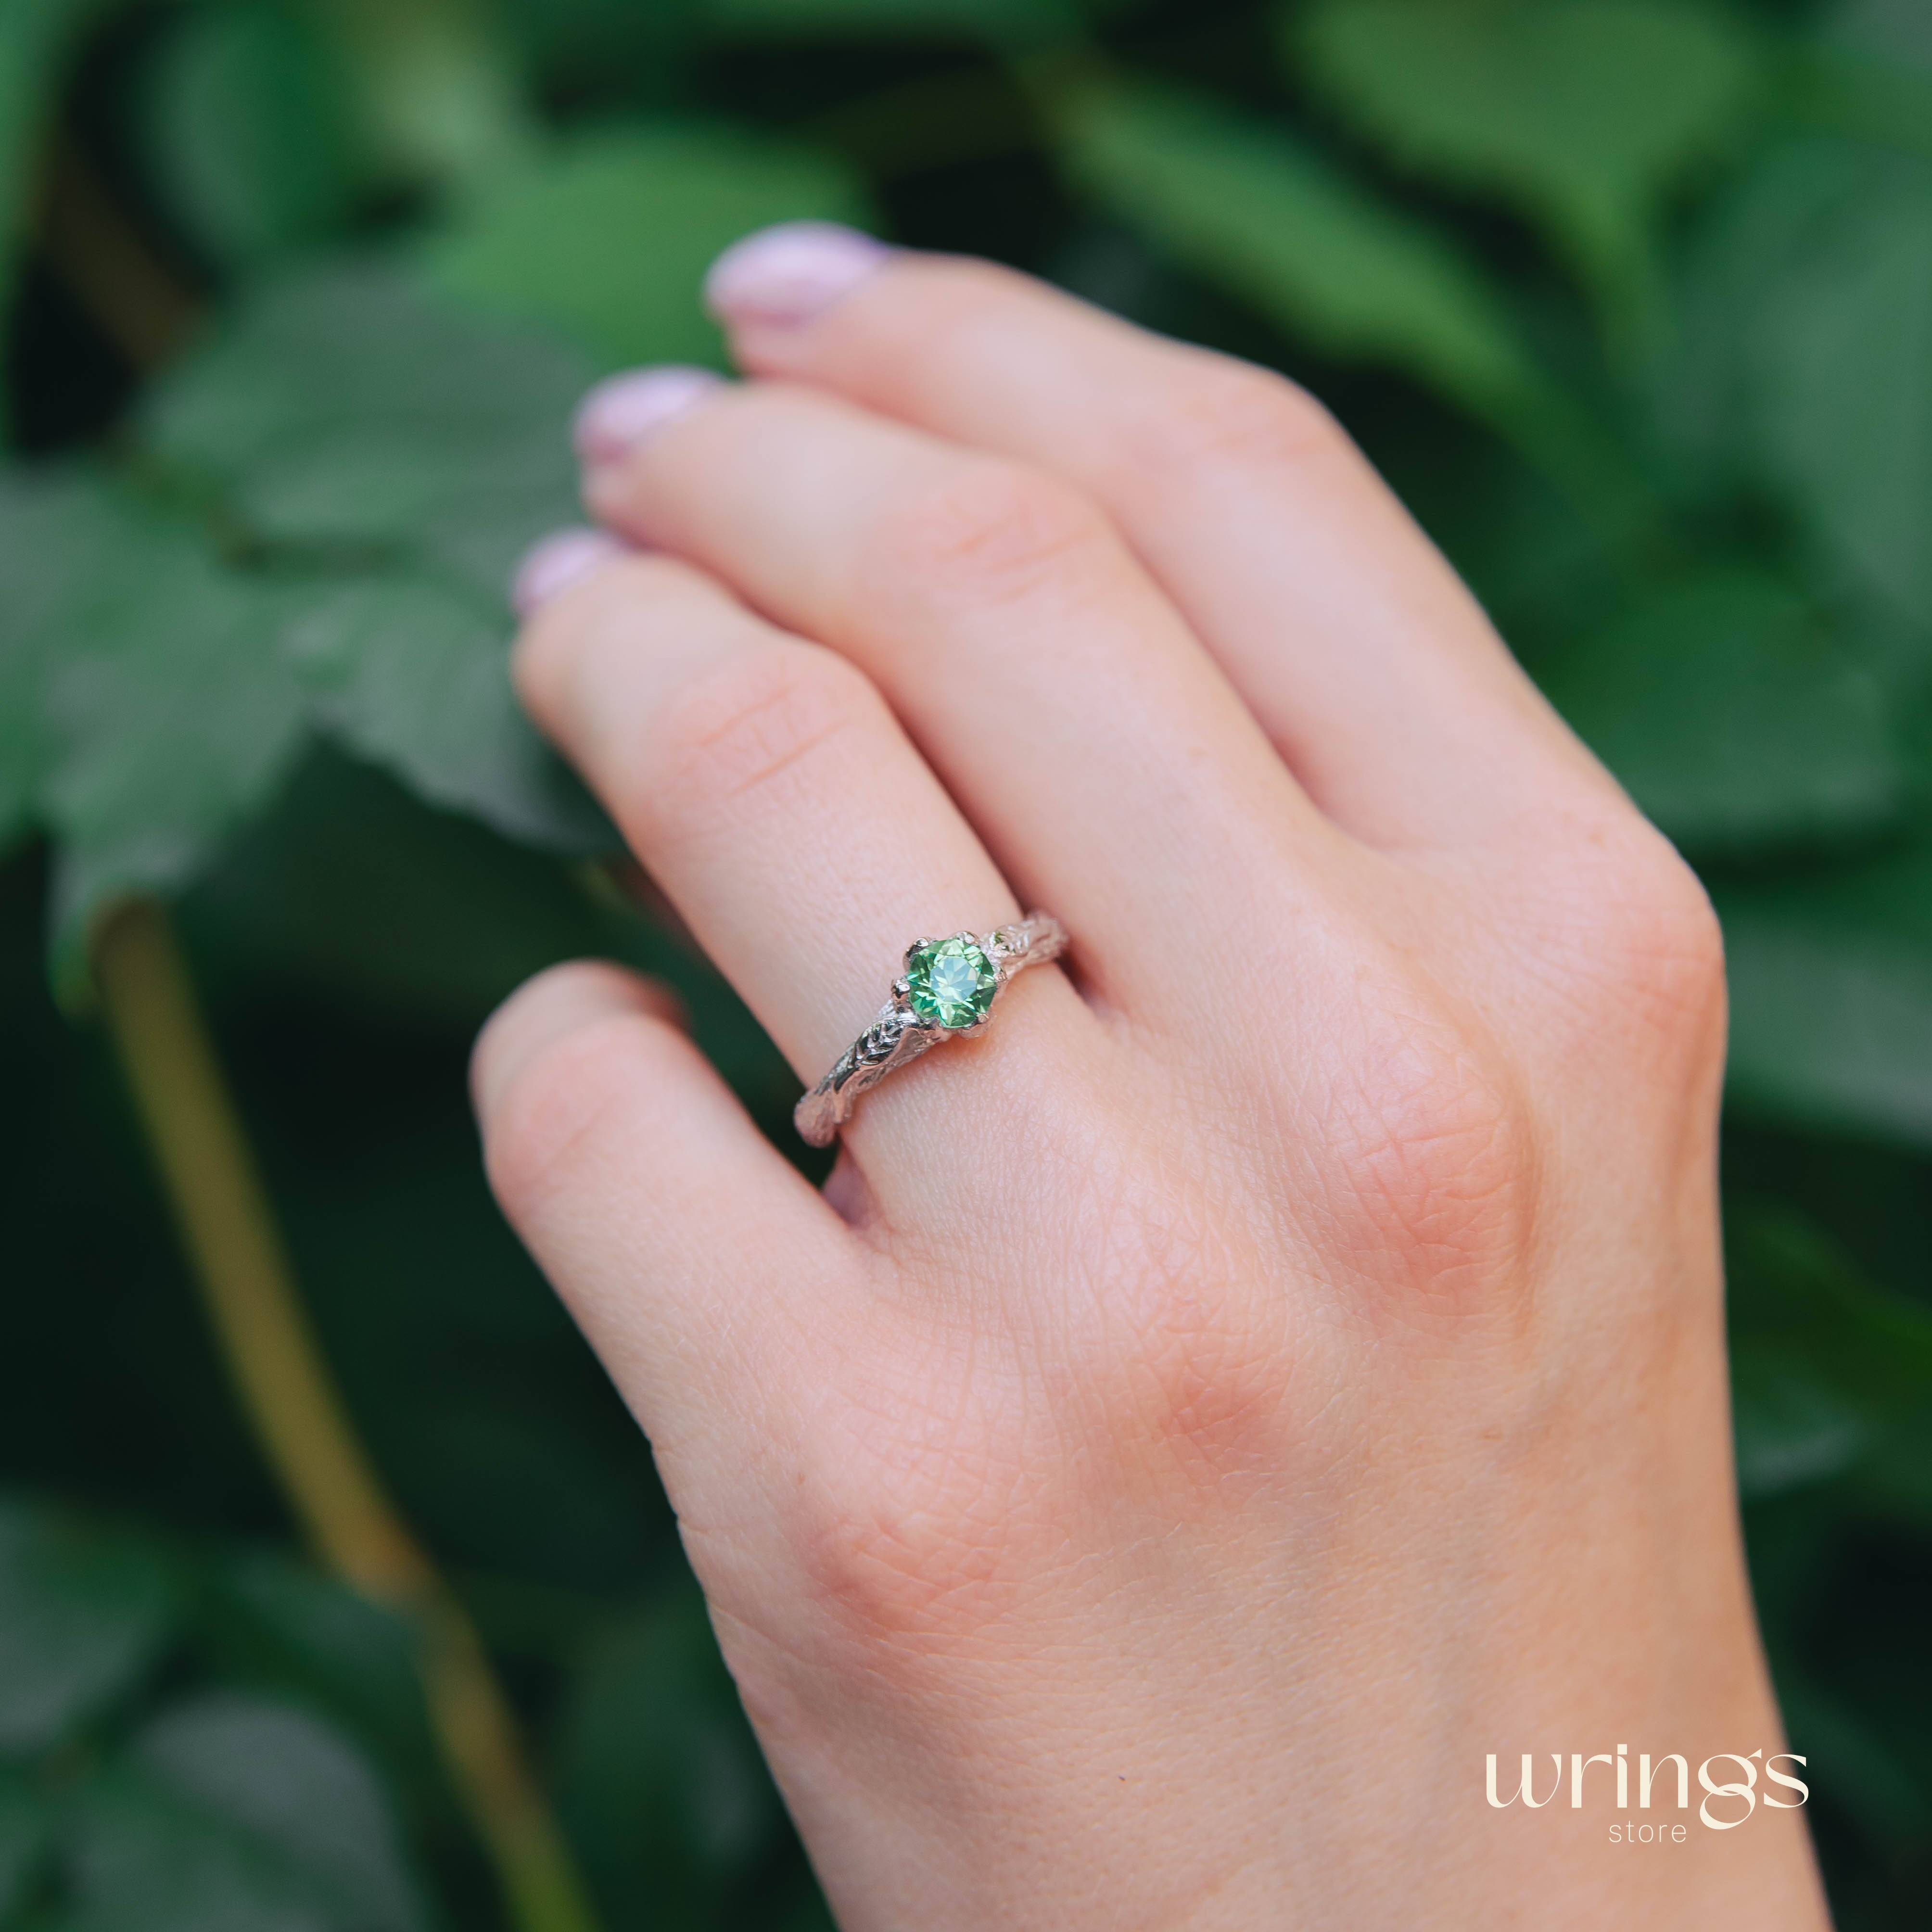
[572, 365, 723, 465]
[704, 221, 892, 327]
[510, 527, 623, 616]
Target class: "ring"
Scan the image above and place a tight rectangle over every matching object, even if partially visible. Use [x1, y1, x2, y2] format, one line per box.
[794, 913, 1068, 1146]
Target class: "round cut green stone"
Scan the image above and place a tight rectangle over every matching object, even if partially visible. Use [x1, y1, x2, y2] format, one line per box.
[905, 935, 997, 1029]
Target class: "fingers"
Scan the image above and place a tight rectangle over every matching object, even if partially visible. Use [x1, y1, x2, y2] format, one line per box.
[702, 229, 1619, 852]
[508, 541, 1091, 1186]
[570, 371, 1340, 1021]
[471, 960, 850, 1427]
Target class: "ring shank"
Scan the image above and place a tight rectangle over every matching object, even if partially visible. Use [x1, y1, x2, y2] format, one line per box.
[793, 913, 1066, 1146]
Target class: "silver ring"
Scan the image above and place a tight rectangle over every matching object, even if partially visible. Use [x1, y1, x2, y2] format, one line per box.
[794, 913, 1068, 1147]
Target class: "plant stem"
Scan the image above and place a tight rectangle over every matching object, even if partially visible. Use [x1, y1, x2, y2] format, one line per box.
[40, 133, 201, 368]
[303, 0, 538, 192]
[94, 897, 602, 1932]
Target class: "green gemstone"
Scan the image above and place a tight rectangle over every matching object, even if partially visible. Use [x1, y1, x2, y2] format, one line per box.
[905, 935, 998, 1029]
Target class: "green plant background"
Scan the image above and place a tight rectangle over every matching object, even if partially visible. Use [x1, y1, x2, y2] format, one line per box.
[2, 0, 1930, 1925]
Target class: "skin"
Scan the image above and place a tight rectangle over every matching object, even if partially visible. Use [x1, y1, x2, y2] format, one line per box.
[470, 247, 1833, 1928]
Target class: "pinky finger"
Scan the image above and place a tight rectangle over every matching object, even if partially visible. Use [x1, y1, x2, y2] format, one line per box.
[471, 960, 855, 1451]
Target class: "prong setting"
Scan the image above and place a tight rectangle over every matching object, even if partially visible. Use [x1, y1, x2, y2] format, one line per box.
[794, 913, 1068, 1146]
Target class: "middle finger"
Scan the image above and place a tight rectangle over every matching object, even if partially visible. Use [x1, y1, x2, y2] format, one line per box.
[577, 372, 1343, 1021]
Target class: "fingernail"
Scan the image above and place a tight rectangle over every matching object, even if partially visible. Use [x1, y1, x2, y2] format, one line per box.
[510, 527, 623, 616]
[704, 221, 892, 327]
[572, 365, 723, 465]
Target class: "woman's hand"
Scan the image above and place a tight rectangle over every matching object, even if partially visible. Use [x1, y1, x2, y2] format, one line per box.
[471, 224, 1829, 1928]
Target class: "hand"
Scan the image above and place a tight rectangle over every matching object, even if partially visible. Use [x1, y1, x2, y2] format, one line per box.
[472, 224, 1830, 1928]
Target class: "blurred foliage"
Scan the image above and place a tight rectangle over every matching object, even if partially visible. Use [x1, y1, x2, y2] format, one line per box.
[1, 0, 1930, 1925]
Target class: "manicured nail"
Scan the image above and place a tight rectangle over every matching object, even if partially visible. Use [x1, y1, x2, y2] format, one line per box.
[572, 365, 723, 465]
[510, 527, 623, 616]
[704, 221, 892, 327]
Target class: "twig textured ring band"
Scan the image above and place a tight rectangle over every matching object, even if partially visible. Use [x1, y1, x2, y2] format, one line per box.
[794, 913, 1068, 1147]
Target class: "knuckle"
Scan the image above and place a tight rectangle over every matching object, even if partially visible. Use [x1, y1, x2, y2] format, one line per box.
[788, 1183, 1311, 1661]
[1609, 848, 1728, 1016]
[1121, 358, 1348, 481]
[789, 1354, 1036, 1654]
[1538, 823, 1729, 1046]
[1055, 1132, 1305, 1496]
[646, 641, 878, 825]
[861, 459, 1113, 615]
[1313, 987, 1538, 1309]
[1089, 1265, 1302, 1503]
[802, 1470, 1017, 1657]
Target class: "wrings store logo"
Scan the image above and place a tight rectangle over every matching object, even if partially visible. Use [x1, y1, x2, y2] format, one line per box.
[1487, 1747, 1809, 1839]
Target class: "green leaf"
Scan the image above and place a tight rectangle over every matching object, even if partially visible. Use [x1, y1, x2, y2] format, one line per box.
[128, 1694, 430, 1932]
[426, 120, 871, 369]
[1655, 138, 1859, 485]
[0, 1772, 53, 1918]
[1053, 76, 1631, 514]
[1536, 569, 1907, 855]
[1059, 79, 1538, 418]
[137, 4, 357, 270]
[1790, 2, 1932, 166]
[5, 260, 623, 980]
[141, 259, 585, 590]
[284, 578, 601, 847]
[64, 1732, 423, 1932]
[197, 1549, 439, 1802]
[140, 258, 611, 839]
[1727, 1201, 1932, 1500]
[66, 1777, 335, 1932]
[556, 1574, 782, 1920]
[1716, 831, 1932, 1147]
[1751, 161, 1932, 634]
[0, 1498, 178, 1756]
[181, 748, 621, 1025]
[1292, 0, 1764, 338]
[1664, 137, 1932, 631]
[26, 1694, 432, 1931]
[1829, 0, 1932, 76]
[0, 469, 129, 856]
[39, 514, 309, 970]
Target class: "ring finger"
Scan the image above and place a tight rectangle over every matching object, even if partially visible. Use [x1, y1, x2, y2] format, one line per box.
[511, 545, 1089, 1195]
[573, 373, 1350, 1030]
